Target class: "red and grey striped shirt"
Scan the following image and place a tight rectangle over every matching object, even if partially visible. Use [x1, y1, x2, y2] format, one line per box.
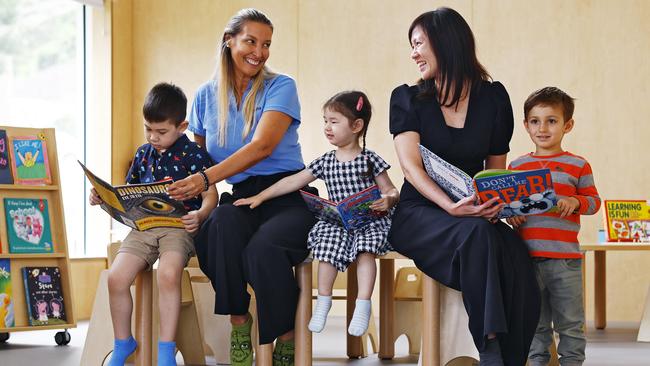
[508, 151, 601, 258]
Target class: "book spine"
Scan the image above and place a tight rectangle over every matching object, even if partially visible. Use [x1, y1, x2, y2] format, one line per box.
[22, 267, 32, 326]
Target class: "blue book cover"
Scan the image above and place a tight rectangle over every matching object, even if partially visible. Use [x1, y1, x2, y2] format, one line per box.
[4, 198, 54, 253]
[22, 266, 66, 326]
[0, 259, 14, 328]
[474, 169, 557, 218]
[300, 185, 387, 230]
[0, 130, 13, 184]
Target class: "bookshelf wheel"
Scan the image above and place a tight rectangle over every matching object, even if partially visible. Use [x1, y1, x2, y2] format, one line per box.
[0, 332, 9, 343]
[54, 330, 71, 345]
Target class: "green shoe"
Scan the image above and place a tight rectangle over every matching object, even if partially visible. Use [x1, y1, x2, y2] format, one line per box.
[273, 339, 295, 366]
[230, 315, 253, 366]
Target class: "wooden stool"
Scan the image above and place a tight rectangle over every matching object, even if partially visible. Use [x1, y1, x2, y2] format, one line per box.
[393, 267, 423, 355]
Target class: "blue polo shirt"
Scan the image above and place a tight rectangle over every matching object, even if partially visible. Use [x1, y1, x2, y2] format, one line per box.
[188, 74, 304, 184]
[125, 134, 213, 211]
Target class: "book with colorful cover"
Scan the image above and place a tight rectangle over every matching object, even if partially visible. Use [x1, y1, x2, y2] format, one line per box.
[8, 135, 52, 185]
[0, 259, 14, 328]
[603, 200, 650, 242]
[0, 130, 13, 184]
[79, 161, 188, 231]
[300, 185, 387, 230]
[22, 266, 66, 326]
[419, 144, 557, 218]
[4, 198, 54, 253]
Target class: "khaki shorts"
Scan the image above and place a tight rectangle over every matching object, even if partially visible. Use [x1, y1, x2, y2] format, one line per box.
[118, 227, 195, 268]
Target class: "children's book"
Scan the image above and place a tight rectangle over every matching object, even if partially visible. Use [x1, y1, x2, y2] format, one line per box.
[603, 200, 650, 242]
[4, 198, 54, 253]
[22, 266, 66, 326]
[0, 130, 14, 184]
[300, 185, 387, 230]
[419, 144, 557, 218]
[79, 161, 188, 231]
[0, 259, 14, 328]
[8, 135, 52, 185]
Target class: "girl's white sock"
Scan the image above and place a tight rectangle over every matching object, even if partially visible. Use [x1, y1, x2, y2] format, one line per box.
[348, 299, 371, 336]
[308, 295, 332, 333]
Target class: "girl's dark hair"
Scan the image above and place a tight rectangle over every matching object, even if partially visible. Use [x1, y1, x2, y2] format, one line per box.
[409, 7, 491, 107]
[323, 91, 374, 180]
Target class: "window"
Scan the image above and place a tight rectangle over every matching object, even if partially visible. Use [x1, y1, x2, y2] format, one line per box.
[0, 0, 109, 257]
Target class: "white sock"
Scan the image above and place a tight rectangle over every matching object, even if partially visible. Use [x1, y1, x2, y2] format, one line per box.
[348, 299, 371, 336]
[309, 295, 332, 333]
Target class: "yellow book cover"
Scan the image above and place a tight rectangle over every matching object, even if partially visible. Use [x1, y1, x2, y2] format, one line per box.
[603, 200, 650, 242]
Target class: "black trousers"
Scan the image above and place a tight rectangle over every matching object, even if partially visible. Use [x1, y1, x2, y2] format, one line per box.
[193, 171, 316, 344]
[389, 200, 541, 366]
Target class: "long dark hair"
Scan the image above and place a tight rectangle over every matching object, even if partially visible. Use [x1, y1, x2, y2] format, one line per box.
[323, 91, 374, 180]
[409, 7, 490, 107]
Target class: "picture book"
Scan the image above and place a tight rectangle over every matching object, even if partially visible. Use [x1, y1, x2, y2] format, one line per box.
[300, 185, 387, 230]
[22, 266, 66, 326]
[603, 200, 650, 242]
[0, 259, 14, 328]
[79, 161, 188, 231]
[8, 135, 52, 185]
[0, 130, 13, 184]
[419, 144, 557, 218]
[4, 198, 54, 253]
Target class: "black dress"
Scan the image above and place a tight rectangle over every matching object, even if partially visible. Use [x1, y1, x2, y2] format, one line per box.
[388, 81, 540, 366]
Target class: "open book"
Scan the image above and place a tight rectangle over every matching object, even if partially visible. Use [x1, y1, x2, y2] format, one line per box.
[300, 185, 387, 230]
[79, 161, 187, 231]
[419, 145, 557, 218]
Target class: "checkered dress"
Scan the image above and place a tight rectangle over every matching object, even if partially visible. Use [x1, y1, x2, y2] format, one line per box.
[307, 150, 393, 272]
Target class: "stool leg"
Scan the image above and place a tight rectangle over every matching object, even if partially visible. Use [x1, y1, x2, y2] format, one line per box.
[135, 270, 153, 366]
[346, 261, 364, 358]
[422, 275, 440, 366]
[379, 257, 395, 359]
[295, 261, 313, 366]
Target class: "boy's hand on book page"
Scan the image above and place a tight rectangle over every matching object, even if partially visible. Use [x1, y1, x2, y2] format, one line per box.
[557, 197, 580, 218]
[168, 173, 204, 200]
[233, 196, 264, 209]
[448, 194, 503, 219]
[89, 188, 103, 205]
[506, 216, 527, 228]
[181, 210, 201, 233]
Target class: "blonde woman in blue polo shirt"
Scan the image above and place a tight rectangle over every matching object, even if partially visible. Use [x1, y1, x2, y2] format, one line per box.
[168, 8, 313, 366]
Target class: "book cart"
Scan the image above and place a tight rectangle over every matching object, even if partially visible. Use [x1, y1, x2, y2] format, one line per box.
[0, 126, 76, 345]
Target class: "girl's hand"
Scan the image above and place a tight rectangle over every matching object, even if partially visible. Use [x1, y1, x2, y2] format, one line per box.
[557, 197, 580, 218]
[506, 215, 527, 228]
[233, 195, 264, 209]
[447, 194, 503, 219]
[89, 188, 103, 205]
[370, 194, 396, 212]
[181, 210, 202, 233]
[168, 174, 205, 200]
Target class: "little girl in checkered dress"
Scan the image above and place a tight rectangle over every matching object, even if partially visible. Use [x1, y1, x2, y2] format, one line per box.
[235, 90, 399, 336]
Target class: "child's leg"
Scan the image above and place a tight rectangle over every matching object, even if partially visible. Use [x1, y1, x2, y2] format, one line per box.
[107, 252, 147, 366]
[348, 252, 376, 336]
[156, 251, 187, 366]
[308, 261, 337, 333]
[549, 259, 585, 366]
[528, 260, 554, 366]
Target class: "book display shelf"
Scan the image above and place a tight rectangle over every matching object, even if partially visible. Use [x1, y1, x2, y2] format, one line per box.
[0, 126, 75, 345]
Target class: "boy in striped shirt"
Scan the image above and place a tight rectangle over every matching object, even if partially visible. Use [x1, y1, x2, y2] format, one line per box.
[507, 87, 601, 366]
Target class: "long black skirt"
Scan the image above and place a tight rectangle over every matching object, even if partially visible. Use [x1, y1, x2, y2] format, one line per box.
[388, 200, 540, 366]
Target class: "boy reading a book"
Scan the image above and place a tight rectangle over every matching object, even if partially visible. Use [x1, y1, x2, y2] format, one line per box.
[89, 83, 217, 366]
[507, 87, 601, 366]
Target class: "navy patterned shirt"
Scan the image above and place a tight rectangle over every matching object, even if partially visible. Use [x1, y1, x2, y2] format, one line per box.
[125, 134, 213, 211]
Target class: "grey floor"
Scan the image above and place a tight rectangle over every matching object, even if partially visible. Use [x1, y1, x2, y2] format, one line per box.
[1, 317, 649, 365]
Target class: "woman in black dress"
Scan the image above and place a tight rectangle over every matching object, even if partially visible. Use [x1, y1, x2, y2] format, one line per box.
[388, 8, 540, 366]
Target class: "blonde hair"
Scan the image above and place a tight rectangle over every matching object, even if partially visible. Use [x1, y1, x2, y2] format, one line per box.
[216, 8, 276, 146]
